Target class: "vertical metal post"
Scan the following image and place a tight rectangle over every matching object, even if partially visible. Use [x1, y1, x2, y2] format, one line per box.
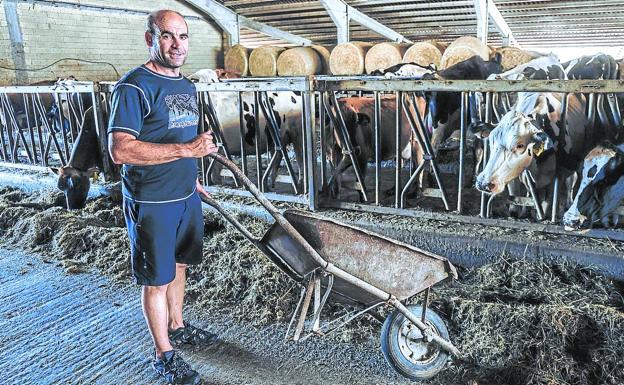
[551, 176, 560, 222]
[374, 91, 381, 206]
[551, 92, 568, 222]
[254, 91, 263, 189]
[394, 91, 402, 208]
[23, 93, 38, 164]
[301, 91, 309, 194]
[91, 86, 115, 181]
[480, 92, 491, 217]
[304, 78, 318, 210]
[319, 92, 328, 194]
[0, 96, 9, 161]
[31, 93, 45, 166]
[458, 92, 467, 213]
[238, 91, 248, 176]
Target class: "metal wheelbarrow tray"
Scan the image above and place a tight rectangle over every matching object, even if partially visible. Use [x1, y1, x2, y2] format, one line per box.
[202, 153, 461, 381]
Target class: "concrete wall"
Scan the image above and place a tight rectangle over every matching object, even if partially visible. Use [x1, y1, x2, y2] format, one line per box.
[0, 0, 223, 85]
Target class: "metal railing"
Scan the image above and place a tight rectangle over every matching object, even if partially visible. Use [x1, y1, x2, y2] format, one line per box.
[0, 82, 104, 171]
[1, 77, 623, 238]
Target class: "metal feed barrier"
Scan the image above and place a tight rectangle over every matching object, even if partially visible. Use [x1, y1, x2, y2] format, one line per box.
[0, 81, 113, 179]
[1, 77, 623, 240]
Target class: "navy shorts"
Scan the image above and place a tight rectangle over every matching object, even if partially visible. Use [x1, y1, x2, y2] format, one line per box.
[123, 192, 203, 286]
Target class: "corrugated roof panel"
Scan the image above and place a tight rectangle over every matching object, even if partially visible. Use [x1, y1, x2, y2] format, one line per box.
[221, 0, 624, 48]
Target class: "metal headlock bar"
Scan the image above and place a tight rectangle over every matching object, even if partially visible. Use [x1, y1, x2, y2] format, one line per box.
[257, 90, 300, 195]
[1, 78, 624, 240]
[400, 92, 450, 210]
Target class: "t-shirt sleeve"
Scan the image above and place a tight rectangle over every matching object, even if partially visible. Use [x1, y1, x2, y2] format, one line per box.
[107, 83, 150, 137]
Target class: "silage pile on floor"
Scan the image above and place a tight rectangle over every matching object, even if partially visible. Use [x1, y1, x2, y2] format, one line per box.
[0, 186, 130, 279]
[429, 258, 624, 385]
[1, 186, 623, 384]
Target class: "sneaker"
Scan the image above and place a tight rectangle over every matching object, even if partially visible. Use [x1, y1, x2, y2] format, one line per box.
[152, 350, 201, 385]
[169, 321, 218, 347]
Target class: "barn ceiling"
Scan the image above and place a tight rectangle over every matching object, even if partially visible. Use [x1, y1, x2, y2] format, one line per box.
[217, 0, 624, 50]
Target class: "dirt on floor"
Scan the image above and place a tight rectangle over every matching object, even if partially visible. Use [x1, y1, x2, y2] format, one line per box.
[1, 185, 624, 385]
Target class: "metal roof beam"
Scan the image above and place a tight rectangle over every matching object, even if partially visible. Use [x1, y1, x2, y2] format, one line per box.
[486, 0, 517, 47]
[474, 0, 488, 43]
[319, 0, 413, 44]
[183, 0, 311, 46]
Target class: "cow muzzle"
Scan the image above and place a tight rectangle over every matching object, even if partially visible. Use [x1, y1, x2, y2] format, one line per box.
[562, 213, 589, 231]
[475, 178, 496, 194]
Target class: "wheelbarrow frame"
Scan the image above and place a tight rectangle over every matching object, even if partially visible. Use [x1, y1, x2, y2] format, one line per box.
[201, 152, 461, 360]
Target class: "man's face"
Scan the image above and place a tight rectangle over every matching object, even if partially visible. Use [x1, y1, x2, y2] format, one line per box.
[147, 13, 189, 69]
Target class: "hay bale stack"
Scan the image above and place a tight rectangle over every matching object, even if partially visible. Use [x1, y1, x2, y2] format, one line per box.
[329, 41, 373, 75]
[495, 46, 542, 70]
[224, 44, 250, 76]
[249, 46, 285, 77]
[310, 45, 333, 74]
[430, 40, 448, 54]
[277, 47, 322, 76]
[440, 36, 490, 69]
[365, 42, 408, 74]
[402, 41, 443, 68]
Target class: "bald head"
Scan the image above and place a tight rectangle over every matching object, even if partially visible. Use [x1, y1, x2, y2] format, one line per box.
[144, 9, 190, 73]
[146, 10, 187, 35]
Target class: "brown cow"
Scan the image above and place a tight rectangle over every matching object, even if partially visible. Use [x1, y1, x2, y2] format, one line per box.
[327, 95, 426, 200]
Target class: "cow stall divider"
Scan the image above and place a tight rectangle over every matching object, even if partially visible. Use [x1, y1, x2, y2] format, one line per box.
[0, 81, 115, 181]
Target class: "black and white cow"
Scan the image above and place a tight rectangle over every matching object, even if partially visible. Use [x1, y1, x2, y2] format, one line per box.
[474, 55, 599, 217]
[563, 141, 624, 229]
[191, 69, 305, 189]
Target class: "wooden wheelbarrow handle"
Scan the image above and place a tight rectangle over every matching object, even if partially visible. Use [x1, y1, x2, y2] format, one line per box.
[200, 152, 329, 270]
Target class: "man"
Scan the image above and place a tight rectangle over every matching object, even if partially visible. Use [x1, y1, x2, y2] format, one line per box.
[108, 9, 217, 385]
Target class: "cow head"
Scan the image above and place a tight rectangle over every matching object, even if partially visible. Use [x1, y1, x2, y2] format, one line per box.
[475, 104, 554, 194]
[50, 166, 99, 209]
[563, 142, 624, 230]
[424, 55, 504, 129]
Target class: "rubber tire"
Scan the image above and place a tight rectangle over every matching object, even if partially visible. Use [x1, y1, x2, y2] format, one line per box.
[380, 305, 450, 381]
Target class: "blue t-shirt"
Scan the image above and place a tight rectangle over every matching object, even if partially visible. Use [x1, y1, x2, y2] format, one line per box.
[108, 65, 199, 203]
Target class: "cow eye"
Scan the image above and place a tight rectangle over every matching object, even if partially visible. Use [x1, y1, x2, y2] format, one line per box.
[516, 143, 525, 150]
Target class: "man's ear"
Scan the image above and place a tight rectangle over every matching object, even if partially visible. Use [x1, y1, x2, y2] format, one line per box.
[145, 31, 153, 47]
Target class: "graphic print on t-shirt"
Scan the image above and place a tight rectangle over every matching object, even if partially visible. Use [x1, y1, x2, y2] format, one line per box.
[165, 93, 199, 129]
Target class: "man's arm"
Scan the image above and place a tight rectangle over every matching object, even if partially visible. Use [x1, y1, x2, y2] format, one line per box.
[108, 131, 216, 166]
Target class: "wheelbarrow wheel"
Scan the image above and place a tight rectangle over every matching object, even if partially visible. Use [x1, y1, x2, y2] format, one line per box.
[380, 305, 450, 380]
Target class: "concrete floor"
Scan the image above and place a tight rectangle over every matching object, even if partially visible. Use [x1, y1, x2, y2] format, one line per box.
[0, 246, 414, 385]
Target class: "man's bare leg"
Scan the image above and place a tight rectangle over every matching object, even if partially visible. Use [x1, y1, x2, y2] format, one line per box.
[142, 284, 173, 358]
[167, 263, 187, 331]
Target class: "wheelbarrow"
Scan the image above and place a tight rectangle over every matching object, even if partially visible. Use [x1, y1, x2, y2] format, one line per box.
[201, 152, 461, 380]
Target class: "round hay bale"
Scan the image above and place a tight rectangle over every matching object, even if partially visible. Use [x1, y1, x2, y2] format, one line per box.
[311, 45, 333, 74]
[495, 46, 542, 70]
[440, 36, 490, 69]
[430, 40, 449, 54]
[249, 46, 285, 77]
[329, 41, 373, 75]
[276, 47, 322, 76]
[402, 41, 443, 68]
[224, 44, 250, 76]
[365, 42, 408, 74]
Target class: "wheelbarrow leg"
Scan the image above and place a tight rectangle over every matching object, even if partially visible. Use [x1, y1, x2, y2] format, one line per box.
[293, 273, 316, 341]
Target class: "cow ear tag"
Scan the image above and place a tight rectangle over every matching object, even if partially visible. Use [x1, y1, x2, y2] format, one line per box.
[532, 141, 544, 157]
[91, 170, 100, 183]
